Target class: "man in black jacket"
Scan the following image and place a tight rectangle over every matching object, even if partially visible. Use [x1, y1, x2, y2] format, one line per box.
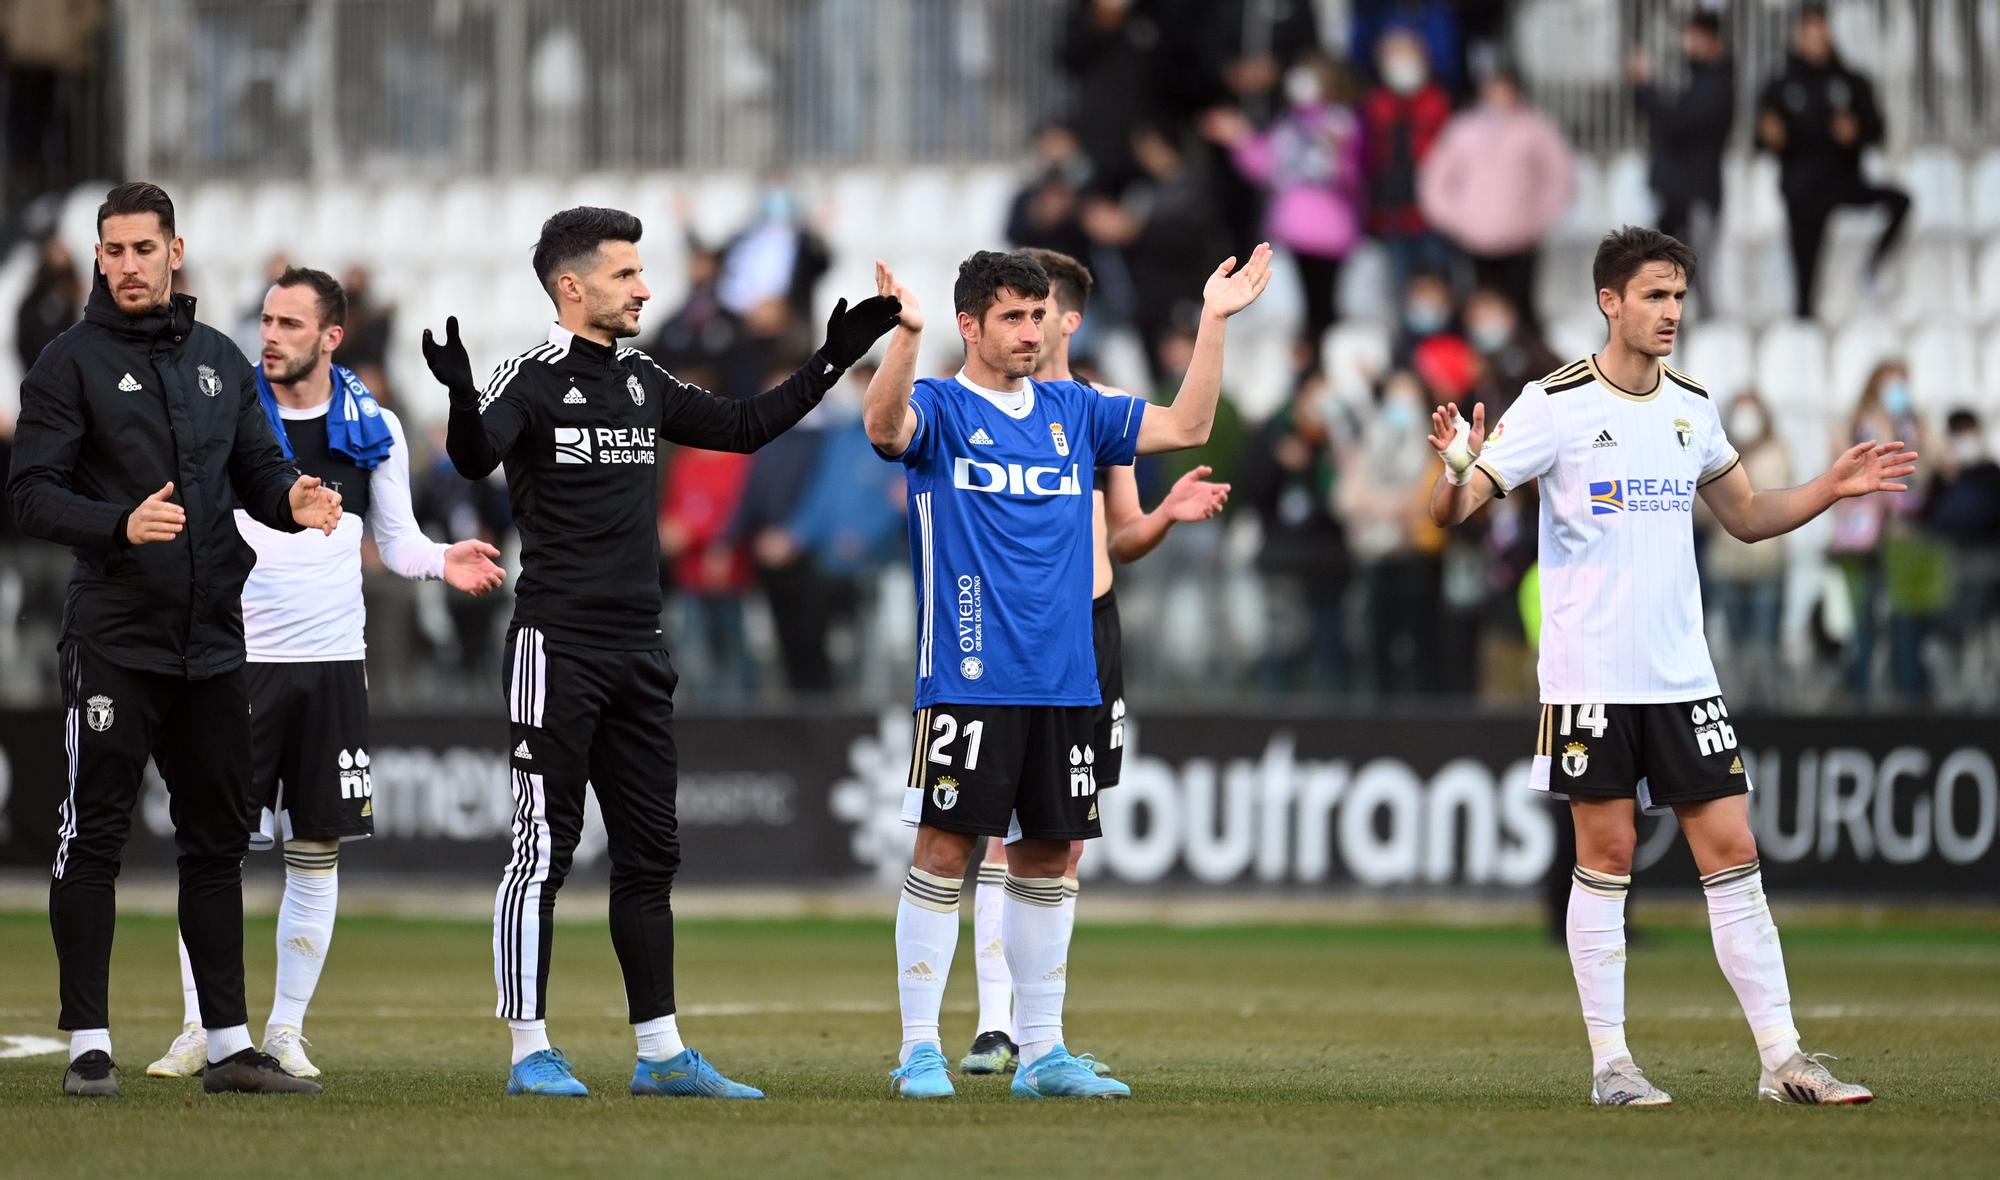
[1757, 2, 1911, 319]
[1632, 13, 1733, 294]
[5, 181, 340, 1098]
[420, 206, 898, 1098]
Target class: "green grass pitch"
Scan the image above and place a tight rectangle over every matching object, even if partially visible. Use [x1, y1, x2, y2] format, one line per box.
[0, 908, 1994, 1178]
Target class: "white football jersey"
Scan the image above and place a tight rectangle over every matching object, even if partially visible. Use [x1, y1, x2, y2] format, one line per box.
[1474, 356, 1739, 704]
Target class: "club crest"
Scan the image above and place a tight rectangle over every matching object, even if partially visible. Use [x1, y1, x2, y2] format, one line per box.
[1049, 422, 1069, 457]
[197, 364, 221, 398]
[1561, 742, 1589, 778]
[1673, 418, 1693, 450]
[85, 695, 114, 733]
[628, 374, 645, 406]
[932, 776, 960, 811]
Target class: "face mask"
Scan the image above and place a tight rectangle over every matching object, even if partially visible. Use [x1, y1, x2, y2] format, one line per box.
[1727, 407, 1764, 439]
[1285, 66, 1323, 108]
[1467, 318, 1511, 354]
[759, 190, 795, 223]
[1382, 56, 1428, 95]
[1880, 380, 1912, 418]
[1952, 434, 1987, 466]
[1380, 398, 1419, 433]
[1405, 301, 1448, 336]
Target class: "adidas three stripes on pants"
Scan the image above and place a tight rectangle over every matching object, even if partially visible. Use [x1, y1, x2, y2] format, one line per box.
[494, 627, 684, 1025]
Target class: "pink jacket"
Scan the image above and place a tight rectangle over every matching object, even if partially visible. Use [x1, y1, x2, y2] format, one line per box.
[1417, 104, 1576, 256]
[1232, 103, 1365, 260]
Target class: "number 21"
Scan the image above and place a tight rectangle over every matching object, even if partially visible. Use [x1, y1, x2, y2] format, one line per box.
[927, 714, 985, 770]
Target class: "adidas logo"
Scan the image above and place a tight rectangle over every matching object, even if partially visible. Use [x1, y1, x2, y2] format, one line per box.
[902, 960, 937, 982]
[1592, 429, 1617, 449]
[563, 388, 586, 405]
[1730, 755, 1745, 775]
[968, 427, 995, 446]
[1043, 963, 1067, 982]
[514, 740, 532, 760]
[979, 938, 1005, 957]
[118, 373, 142, 392]
[823, 362, 837, 375]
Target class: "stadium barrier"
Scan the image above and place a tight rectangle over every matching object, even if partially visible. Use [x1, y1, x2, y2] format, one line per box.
[0, 709, 1991, 898]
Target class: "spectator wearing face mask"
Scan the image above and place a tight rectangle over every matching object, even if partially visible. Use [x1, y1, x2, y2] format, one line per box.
[1418, 67, 1576, 335]
[1461, 286, 1557, 420]
[1828, 362, 1935, 702]
[1203, 55, 1365, 352]
[1697, 391, 1792, 702]
[719, 176, 832, 326]
[1360, 30, 1455, 300]
[1924, 409, 2000, 659]
[1337, 368, 1447, 695]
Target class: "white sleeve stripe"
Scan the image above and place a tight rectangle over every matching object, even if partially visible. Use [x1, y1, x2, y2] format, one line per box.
[478, 344, 558, 413]
[616, 346, 673, 380]
[1120, 395, 1138, 439]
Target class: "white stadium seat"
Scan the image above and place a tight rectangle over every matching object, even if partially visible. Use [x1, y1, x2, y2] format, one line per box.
[1602, 149, 1656, 228]
[1722, 154, 1785, 240]
[177, 183, 248, 268]
[1900, 147, 1966, 233]
[1980, 332, 2000, 412]
[1556, 154, 1607, 242]
[1337, 239, 1392, 324]
[1969, 149, 2000, 235]
[1907, 321, 1980, 416]
[1754, 320, 1830, 418]
[1320, 322, 1391, 404]
[1895, 240, 1974, 325]
[1675, 320, 1754, 403]
[1826, 316, 1905, 413]
[1974, 238, 2000, 322]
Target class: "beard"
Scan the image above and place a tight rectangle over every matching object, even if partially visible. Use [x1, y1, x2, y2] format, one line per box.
[588, 297, 638, 340]
[265, 339, 322, 386]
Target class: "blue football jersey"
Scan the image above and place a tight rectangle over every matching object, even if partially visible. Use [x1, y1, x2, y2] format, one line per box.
[885, 373, 1146, 707]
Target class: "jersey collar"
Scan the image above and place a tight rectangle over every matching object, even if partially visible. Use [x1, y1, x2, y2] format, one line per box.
[954, 370, 1036, 419]
[547, 322, 616, 366]
[1586, 354, 1662, 402]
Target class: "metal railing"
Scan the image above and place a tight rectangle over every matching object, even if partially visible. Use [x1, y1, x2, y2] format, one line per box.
[115, 0, 1064, 180]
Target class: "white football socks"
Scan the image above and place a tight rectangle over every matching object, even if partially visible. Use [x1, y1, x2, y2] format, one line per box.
[1702, 860, 1802, 1071]
[268, 841, 339, 1037]
[1002, 874, 1070, 1067]
[207, 1024, 253, 1063]
[69, 1028, 111, 1062]
[895, 867, 962, 1064]
[175, 935, 202, 1028]
[971, 863, 1012, 1036]
[508, 1019, 551, 1065]
[635, 1014, 685, 1061]
[1566, 865, 1632, 1074]
[1059, 875, 1080, 941]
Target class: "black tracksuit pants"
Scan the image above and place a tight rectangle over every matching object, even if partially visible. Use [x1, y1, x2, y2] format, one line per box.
[51, 641, 253, 1031]
[494, 626, 683, 1026]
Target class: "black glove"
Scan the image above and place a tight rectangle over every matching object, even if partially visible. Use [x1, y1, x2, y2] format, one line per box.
[421, 316, 478, 405]
[819, 295, 903, 372]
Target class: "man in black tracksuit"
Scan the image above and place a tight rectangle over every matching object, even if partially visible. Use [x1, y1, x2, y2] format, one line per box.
[420, 206, 899, 1097]
[1757, 2, 1910, 319]
[1632, 12, 1733, 290]
[4, 182, 339, 1097]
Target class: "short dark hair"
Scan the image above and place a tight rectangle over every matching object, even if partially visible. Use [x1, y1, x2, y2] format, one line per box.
[97, 181, 176, 239]
[272, 266, 346, 328]
[1946, 408, 1981, 434]
[1687, 12, 1723, 37]
[1022, 248, 1093, 315]
[1592, 225, 1697, 303]
[533, 206, 644, 299]
[953, 250, 1050, 320]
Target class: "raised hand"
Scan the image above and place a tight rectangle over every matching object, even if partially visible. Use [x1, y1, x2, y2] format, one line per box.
[1158, 465, 1230, 522]
[1829, 439, 1920, 498]
[875, 259, 923, 332]
[1201, 242, 1276, 318]
[421, 315, 477, 400]
[126, 482, 185, 546]
[821, 292, 905, 370]
[443, 539, 505, 596]
[289, 474, 343, 535]
[1427, 401, 1487, 456]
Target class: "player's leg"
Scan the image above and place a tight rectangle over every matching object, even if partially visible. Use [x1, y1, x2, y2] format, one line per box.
[1783, 195, 1834, 319]
[595, 651, 761, 1099]
[262, 661, 372, 1075]
[1006, 706, 1127, 1099]
[891, 704, 1017, 1098]
[156, 666, 319, 1093]
[1851, 182, 1912, 281]
[494, 627, 599, 1096]
[1677, 792, 1873, 1104]
[49, 643, 159, 1096]
[962, 834, 1016, 1073]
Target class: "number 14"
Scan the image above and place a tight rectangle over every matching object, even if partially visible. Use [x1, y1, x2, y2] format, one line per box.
[1557, 703, 1609, 738]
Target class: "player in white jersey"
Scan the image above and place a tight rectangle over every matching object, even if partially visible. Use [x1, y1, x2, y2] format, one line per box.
[1428, 227, 1913, 1107]
[147, 269, 503, 1080]
[959, 248, 1228, 1076]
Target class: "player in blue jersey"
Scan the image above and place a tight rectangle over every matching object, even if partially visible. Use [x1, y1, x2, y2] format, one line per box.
[865, 245, 1271, 1099]
[961, 248, 1229, 1078]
